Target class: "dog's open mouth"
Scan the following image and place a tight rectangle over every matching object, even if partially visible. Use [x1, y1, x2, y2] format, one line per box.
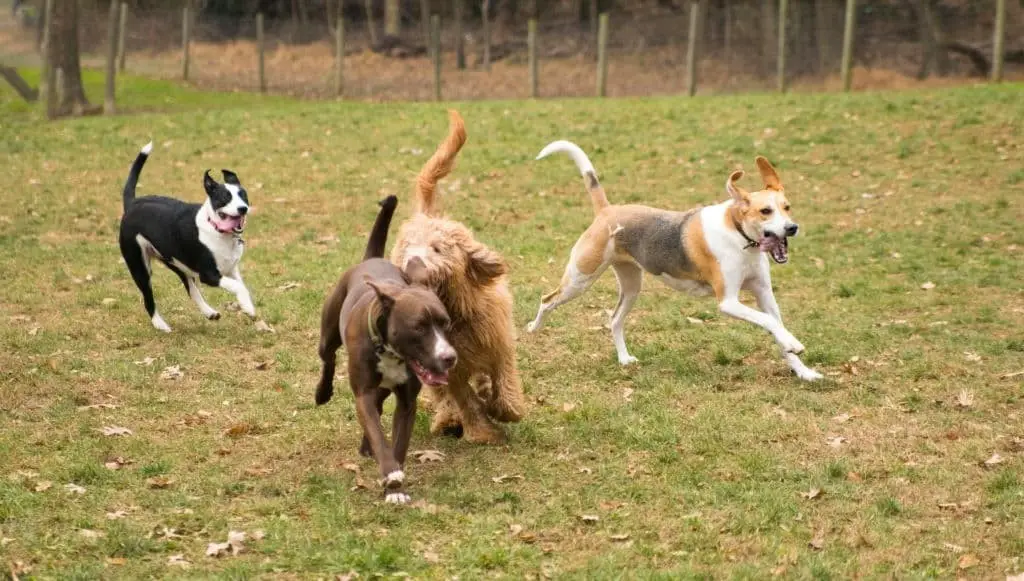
[214, 211, 246, 234]
[409, 360, 449, 386]
[760, 233, 789, 264]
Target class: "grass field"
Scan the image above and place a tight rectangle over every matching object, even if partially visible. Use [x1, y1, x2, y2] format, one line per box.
[1, 74, 1022, 579]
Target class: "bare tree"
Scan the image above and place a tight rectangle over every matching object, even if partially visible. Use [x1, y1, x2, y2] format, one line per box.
[385, 0, 400, 35]
[46, 0, 94, 117]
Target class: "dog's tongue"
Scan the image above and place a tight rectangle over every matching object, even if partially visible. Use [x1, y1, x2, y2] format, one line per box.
[211, 214, 242, 233]
[414, 366, 449, 387]
[759, 236, 789, 264]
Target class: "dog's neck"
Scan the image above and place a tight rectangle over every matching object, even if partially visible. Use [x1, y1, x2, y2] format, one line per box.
[726, 203, 760, 250]
[366, 299, 402, 359]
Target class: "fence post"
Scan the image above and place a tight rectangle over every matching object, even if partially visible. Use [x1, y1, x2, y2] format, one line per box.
[991, 0, 1006, 82]
[590, 0, 598, 51]
[840, 0, 855, 91]
[40, 0, 53, 110]
[431, 14, 441, 101]
[117, 3, 128, 72]
[455, 0, 465, 69]
[257, 13, 266, 93]
[596, 12, 608, 97]
[777, 0, 787, 92]
[335, 16, 345, 97]
[481, 0, 491, 71]
[365, 0, 379, 47]
[421, 0, 430, 45]
[685, 0, 700, 97]
[528, 18, 538, 98]
[104, 0, 118, 114]
[181, 6, 190, 81]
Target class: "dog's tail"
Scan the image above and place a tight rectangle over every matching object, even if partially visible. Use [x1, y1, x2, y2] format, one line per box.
[123, 141, 153, 213]
[536, 140, 609, 215]
[364, 195, 399, 260]
[414, 110, 468, 216]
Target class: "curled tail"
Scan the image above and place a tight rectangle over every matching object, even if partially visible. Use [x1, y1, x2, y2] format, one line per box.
[364, 195, 399, 260]
[536, 140, 610, 215]
[123, 141, 153, 213]
[414, 110, 468, 216]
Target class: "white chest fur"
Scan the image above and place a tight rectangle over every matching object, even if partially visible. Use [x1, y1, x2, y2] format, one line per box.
[195, 208, 245, 275]
[377, 352, 409, 390]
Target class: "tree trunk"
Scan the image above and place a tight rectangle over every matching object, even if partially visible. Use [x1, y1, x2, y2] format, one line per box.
[915, 0, 949, 77]
[385, 0, 400, 35]
[46, 0, 92, 117]
[760, 0, 776, 72]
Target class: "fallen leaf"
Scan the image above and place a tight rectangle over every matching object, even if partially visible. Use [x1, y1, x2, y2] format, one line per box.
[422, 550, 441, 564]
[600, 500, 625, 510]
[167, 554, 192, 569]
[160, 365, 184, 381]
[801, 488, 823, 500]
[102, 297, 117, 306]
[809, 530, 825, 550]
[983, 453, 1004, 468]
[685, 317, 703, 325]
[491, 474, 524, 484]
[832, 413, 852, 423]
[827, 436, 846, 448]
[622, 388, 633, 401]
[134, 357, 156, 366]
[33, 481, 52, 492]
[350, 477, 368, 491]
[224, 422, 253, 438]
[254, 320, 275, 333]
[561, 402, 577, 413]
[206, 530, 248, 557]
[943, 542, 965, 553]
[28, 326, 40, 336]
[577, 467, 593, 475]
[104, 456, 132, 470]
[341, 463, 360, 473]
[920, 281, 936, 290]
[78, 529, 105, 540]
[77, 403, 118, 411]
[958, 553, 979, 570]
[99, 425, 133, 437]
[610, 533, 631, 541]
[276, 281, 301, 292]
[955, 390, 974, 409]
[105, 557, 126, 566]
[964, 351, 982, 363]
[579, 514, 599, 524]
[1000, 370, 1024, 380]
[145, 476, 174, 489]
[509, 524, 524, 536]
[64, 483, 86, 495]
[411, 450, 446, 463]
[253, 360, 273, 371]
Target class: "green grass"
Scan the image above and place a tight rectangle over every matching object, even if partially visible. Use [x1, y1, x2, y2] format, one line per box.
[1, 74, 1023, 578]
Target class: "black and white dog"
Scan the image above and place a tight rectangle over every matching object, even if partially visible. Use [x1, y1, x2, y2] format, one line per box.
[118, 142, 257, 332]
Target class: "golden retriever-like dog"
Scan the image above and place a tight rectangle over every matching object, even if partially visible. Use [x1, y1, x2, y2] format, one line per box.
[390, 110, 526, 444]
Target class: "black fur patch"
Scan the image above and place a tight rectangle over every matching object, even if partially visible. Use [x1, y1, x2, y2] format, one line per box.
[613, 210, 698, 277]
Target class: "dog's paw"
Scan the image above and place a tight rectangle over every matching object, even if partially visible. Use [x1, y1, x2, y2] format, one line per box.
[151, 314, 172, 333]
[778, 333, 805, 355]
[384, 492, 411, 504]
[618, 354, 639, 366]
[795, 367, 824, 382]
[525, 320, 542, 333]
[206, 311, 221, 321]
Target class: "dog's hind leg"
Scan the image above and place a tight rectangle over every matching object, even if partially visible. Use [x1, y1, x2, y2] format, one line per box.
[120, 237, 170, 332]
[488, 347, 526, 422]
[167, 263, 220, 320]
[610, 262, 643, 365]
[528, 228, 610, 333]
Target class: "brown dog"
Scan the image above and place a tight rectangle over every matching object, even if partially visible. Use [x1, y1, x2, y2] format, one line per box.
[316, 195, 457, 504]
[390, 111, 526, 444]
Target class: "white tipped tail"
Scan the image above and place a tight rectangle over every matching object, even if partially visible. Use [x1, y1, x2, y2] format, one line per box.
[535, 140, 609, 214]
[536, 140, 596, 177]
[141, 141, 153, 155]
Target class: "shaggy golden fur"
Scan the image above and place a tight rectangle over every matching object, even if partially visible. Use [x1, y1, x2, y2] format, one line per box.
[390, 110, 526, 444]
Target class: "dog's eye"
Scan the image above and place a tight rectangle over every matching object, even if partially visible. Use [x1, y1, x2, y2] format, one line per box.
[783, 205, 791, 211]
[760, 207, 773, 216]
[430, 244, 440, 253]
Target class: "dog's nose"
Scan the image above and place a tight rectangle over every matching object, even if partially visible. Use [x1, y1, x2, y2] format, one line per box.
[440, 351, 457, 370]
[785, 223, 799, 237]
[237, 206, 249, 216]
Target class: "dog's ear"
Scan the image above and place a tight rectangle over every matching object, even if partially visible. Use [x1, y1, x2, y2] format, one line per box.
[467, 246, 508, 284]
[364, 277, 398, 310]
[403, 256, 430, 286]
[221, 170, 240, 186]
[755, 156, 783, 191]
[726, 170, 750, 207]
[203, 170, 219, 196]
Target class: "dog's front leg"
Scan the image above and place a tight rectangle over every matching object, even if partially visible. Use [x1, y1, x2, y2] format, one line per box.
[390, 387, 419, 466]
[354, 388, 408, 504]
[748, 278, 823, 382]
[216, 267, 256, 318]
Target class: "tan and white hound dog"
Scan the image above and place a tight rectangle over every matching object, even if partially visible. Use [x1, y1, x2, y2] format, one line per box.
[528, 141, 823, 382]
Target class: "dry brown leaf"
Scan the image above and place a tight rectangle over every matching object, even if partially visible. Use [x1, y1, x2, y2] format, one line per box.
[350, 477, 368, 491]
[958, 553, 979, 570]
[33, 481, 52, 492]
[943, 542, 964, 553]
[827, 436, 846, 448]
[106, 510, 128, 520]
[920, 281, 936, 290]
[955, 390, 974, 409]
[579, 514, 599, 524]
[99, 425, 133, 437]
[1000, 370, 1024, 380]
[577, 466, 593, 475]
[422, 550, 441, 564]
[341, 462, 361, 473]
[167, 554, 192, 569]
[254, 320, 276, 333]
[77, 403, 118, 411]
[801, 488, 823, 500]
[64, 483, 86, 495]
[491, 474, 524, 484]
[561, 402, 577, 413]
[105, 557, 126, 566]
[276, 281, 301, 292]
[964, 351, 982, 363]
[104, 456, 133, 470]
[243, 467, 273, 477]
[134, 357, 156, 366]
[78, 529, 105, 540]
[206, 530, 248, 558]
[685, 317, 704, 325]
[622, 388, 634, 401]
[509, 524, 524, 536]
[983, 453, 1004, 468]
[411, 450, 446, 463]
[253, 360, 273, 371]
[224, 423, 253, 438]
[102, 297, 117, 306]
[160, 365, 184, 380]
[809, 530, 825, 550]
[610, 533, 631, 541]
[145, 476, 174, 489]
[832, 413, 852, 423]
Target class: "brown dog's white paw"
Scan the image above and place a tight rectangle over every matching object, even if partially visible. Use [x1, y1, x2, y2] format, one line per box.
[384, 492, 411, 504]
